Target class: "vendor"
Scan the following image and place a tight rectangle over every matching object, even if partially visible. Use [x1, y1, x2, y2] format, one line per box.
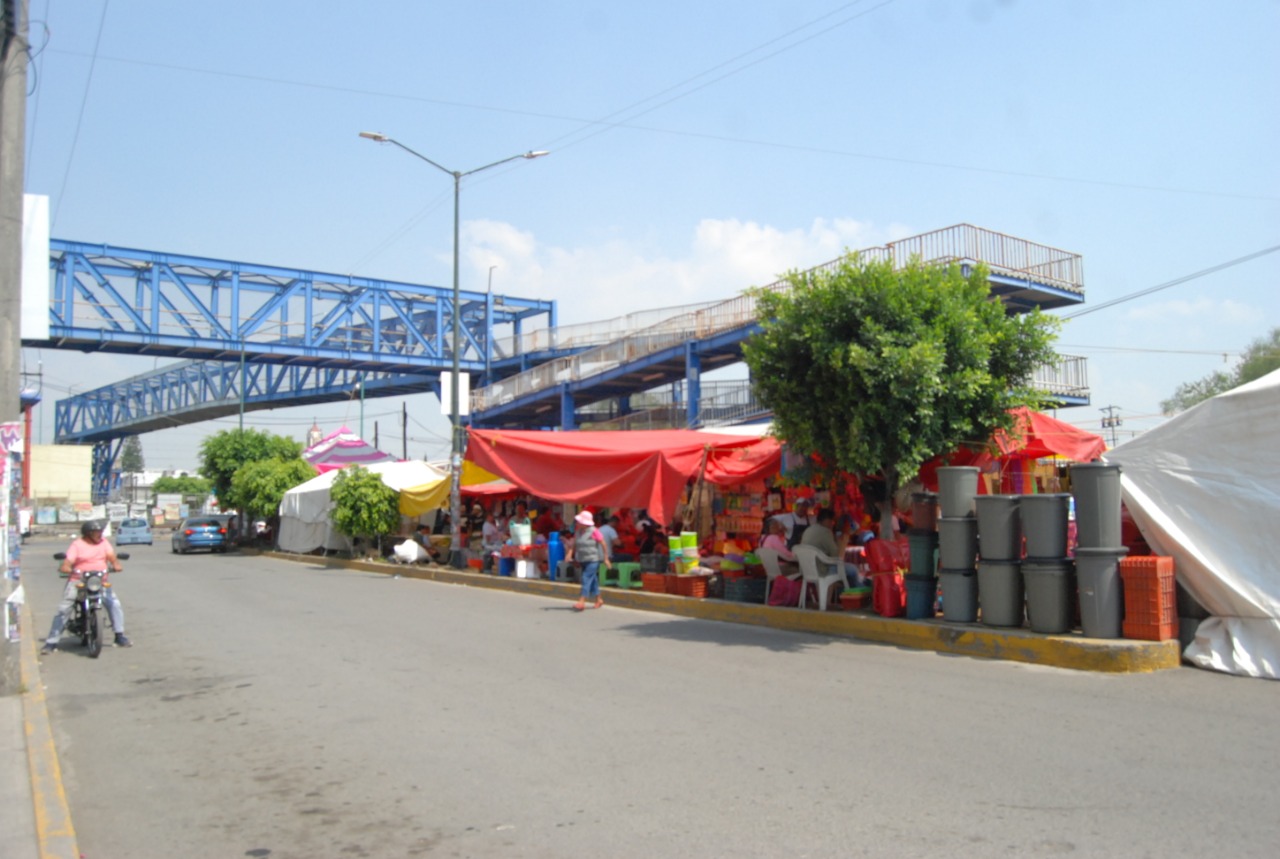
[773, 497, 813, 548]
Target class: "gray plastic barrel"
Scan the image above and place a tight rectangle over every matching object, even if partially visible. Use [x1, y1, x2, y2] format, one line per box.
[1071, 462, 1123, 549]
[939, 569, 978, 622]
[976, 495, 1021, 560]
[1020, 493, 1071, 558]
[977, 559, 1024, 627]
[1022, 558, 1073, 634]
[907, 529, 939, 578]
[1075, 546, 1129, 638]
[938, 516, 979, 569]
[937, 466, 980, 518]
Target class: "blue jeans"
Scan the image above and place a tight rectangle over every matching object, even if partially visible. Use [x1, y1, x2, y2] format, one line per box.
[46, 578, 125, 643]
[579, 561, 600, 599]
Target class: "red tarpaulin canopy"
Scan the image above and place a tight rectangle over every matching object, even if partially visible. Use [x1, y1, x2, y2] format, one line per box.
[918, 408, 1106, 491]
[993, 406, 1107, 462]
[465, 429, 782, 525]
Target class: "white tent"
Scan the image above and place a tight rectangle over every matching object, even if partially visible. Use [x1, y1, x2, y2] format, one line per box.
[1106, 369, 1280, 679]
[277, 460, 447, 554]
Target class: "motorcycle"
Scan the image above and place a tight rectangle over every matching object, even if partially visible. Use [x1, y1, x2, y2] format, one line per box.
[52, 551, 129, 658]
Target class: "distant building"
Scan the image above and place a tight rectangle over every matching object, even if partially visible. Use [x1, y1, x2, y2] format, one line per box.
[306, 421, 324, 450]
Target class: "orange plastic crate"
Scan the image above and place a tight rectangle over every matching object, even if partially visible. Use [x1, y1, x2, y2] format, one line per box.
[1119, 556, 1178, 641]
[640, 573, 669, 593]
[672, 574, 711, 598]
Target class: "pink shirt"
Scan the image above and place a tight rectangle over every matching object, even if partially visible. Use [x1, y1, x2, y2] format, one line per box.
[759, 532, 795, 562]
[64, 537, 115, 581]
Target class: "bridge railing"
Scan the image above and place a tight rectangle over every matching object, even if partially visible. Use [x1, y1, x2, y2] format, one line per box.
[474, 225, 1084, 412]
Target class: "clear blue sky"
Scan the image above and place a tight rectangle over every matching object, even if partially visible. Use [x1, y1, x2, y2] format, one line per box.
[20, 0, 1280, 470]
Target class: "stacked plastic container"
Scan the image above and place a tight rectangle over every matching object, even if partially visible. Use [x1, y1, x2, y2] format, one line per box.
[1071, 462, 1128, 638]
[975, 494, 1024, 627]
[1019, 493, 1075, 634]
[904, 491, 939, 619]
[936, 467, 979, 622]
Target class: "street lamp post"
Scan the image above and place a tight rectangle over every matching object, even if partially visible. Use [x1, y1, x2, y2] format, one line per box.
[359, 132, 548, 568]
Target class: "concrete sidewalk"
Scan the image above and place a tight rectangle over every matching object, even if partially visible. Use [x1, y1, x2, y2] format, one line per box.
[5, 595, 79, 859]
[268, 551, 1183, 674]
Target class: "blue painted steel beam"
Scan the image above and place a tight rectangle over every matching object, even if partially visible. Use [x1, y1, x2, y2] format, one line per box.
[56, 359, 437, 444]
[30, 241, 555, 374]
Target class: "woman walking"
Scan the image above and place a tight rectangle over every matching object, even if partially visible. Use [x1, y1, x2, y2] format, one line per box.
[569, 509, 611, 611]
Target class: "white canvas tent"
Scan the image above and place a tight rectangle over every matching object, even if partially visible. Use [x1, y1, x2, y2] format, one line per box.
[277, 460, 447, 554]
[1106, 369, 1280, 679]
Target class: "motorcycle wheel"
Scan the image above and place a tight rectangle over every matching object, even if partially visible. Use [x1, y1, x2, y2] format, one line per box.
[86, 608, 102, 658]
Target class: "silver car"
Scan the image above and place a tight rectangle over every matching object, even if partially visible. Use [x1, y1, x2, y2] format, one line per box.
[114, 517, 153, 546]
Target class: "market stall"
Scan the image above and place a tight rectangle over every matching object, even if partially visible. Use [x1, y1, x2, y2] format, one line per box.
[278, 460, 447, 553]
[302, 426, 399, 473]
[464, 428, 782, 526]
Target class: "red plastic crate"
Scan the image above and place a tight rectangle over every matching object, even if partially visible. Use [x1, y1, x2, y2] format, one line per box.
[1119, 556, 1178, 641]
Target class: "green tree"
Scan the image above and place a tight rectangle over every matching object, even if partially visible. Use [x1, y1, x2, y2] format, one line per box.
[198, 428, 303, 508]
[153, 475, 213, 497]
[230, 457, 317, 526]
[329, 465, 401, 555]
[119, 435, 145, 473]
[742, 254, 1060, 537]
[1162, 327, 1280, 414]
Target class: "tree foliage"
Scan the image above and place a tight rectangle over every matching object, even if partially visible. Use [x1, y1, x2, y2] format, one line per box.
[329, 466, 401, 552]
[153, 475, 212, 497]
[119, 435, 145, 473]
[198, 428, 303, 507]
[231, 458, 317, 523]
[742, 254, 1060, 536]
[1162, 327, 1280, 414]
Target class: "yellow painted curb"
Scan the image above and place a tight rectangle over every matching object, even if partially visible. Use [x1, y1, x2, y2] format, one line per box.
[18, 595, 81, 859]
[267, 553, 1182, 673]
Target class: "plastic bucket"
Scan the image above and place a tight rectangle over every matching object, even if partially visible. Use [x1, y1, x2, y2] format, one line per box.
[938, 516, 978, 570]
[1075, 546, 1129, 638]
[904, 575, 937, 619]
[976, 495, 1021, 561]
[1022, 558, 1073, 634]
[907, 529, 939, 578]
[1020, 493, 1071, 558]
[1071, 463, 1123, 549]
[937, 466, 980, 518]
[977, 559, 1024, 627]
[910, 492, 938, 532]
[939, 569, 978, 623]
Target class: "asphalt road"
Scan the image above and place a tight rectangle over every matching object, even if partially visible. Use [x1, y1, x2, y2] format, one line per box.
[22, 535, 1280, 858]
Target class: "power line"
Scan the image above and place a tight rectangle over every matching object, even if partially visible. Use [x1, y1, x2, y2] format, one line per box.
[49, 0, 109, 230]
[1061, 245, 1280, 320]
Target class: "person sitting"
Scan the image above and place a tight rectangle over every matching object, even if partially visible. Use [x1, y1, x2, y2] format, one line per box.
[799, 507, 865, 586]
[759, 518, 797, 563]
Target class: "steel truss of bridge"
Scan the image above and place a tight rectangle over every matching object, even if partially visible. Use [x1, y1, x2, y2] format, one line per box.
[27, 225, 1092, 500]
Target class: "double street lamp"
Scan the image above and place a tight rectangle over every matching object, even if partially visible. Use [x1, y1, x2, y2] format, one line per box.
[359, 132, 548, 567]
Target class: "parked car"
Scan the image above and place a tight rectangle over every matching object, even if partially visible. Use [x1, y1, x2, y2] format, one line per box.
[114, 517, 153, 546]
[171, 517, 229, 554]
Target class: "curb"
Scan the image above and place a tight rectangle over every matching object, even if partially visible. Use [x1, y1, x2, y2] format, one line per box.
[18, 597, 80, 859]
[266, 552, 1182, 674]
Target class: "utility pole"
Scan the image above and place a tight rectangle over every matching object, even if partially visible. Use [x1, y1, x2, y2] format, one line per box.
[0, 0, 28, 423]
[1101, 405, 1122, 448]
[401, 401, 407, 460]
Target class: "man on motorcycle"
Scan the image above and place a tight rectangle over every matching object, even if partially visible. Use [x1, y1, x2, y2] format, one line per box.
[40, 520, 131, 654]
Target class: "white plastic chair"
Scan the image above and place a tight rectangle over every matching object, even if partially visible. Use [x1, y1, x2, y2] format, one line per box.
[792, 544, 850, 611]
[757, 547, 798, 606]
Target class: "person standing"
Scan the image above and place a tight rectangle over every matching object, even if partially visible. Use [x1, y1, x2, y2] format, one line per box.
[568, 510, 611, 611]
